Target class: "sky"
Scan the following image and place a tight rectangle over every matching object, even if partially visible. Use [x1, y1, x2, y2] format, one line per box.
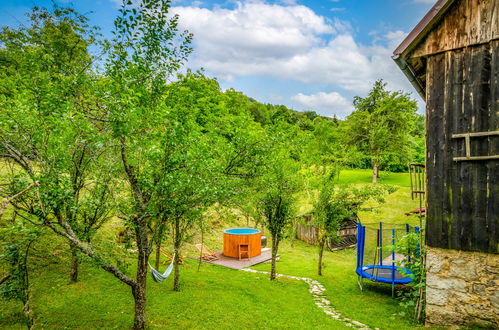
[0, 0, 437, 117]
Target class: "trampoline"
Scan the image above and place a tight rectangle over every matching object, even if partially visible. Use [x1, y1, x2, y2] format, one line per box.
[356, 265, 413, 285]
[356, 222, 418, 295]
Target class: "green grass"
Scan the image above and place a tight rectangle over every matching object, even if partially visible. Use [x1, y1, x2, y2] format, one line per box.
[1, 248, 349, 329]
[358, 186, 420, 227]
[337, 169, 411, 187]
[252, 240, 423, 330]
[0, 169, 425, 329]
[0, 238, 422, 329]
[295, 169, 419, 224]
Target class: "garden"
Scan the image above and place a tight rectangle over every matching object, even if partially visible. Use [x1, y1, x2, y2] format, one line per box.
[0, 1, 429, 329]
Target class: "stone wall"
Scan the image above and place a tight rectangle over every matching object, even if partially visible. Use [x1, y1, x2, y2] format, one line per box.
[426, 247, 499, 327]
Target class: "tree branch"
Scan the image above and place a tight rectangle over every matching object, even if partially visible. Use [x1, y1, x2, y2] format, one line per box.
[0, 274, 12, 286]
[0, 181, 40, 220]
[43, 219, 136, 288]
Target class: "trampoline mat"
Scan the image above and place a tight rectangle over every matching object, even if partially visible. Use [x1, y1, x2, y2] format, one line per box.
[364, 267, 407, 280]
[356, 265, 413, 284]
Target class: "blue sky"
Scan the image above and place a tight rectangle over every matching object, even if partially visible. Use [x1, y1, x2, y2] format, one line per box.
[1, 0, 436, 117]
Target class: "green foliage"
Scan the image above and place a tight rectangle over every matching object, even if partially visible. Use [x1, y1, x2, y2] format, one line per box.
[314, 169, 395, 275]
[0, 221, 41, 328]
[258, 158, 299, 241]
[0, 5, 114, 245]
[0, 0, 429, 327]
[342, 79, 419, 179]
[394, 232, 426, 323]
[0, 223, 39, 300]
[0, 170, 422, 329]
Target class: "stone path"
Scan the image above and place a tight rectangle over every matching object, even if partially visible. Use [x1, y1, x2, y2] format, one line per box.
[241, 268, 377, 330]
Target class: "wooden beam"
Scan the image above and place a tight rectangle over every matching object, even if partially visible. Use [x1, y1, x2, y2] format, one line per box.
[451, 130, 499, 161]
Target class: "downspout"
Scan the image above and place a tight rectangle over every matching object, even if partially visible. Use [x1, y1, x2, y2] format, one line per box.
[392, 54, 426, 101]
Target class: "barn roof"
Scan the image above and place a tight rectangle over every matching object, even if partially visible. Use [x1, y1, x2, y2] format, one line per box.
[392, 0, 456, 99]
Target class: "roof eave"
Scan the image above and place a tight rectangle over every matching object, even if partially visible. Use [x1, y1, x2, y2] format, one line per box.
[392, 0, 457, 100]
[392, 55, 426, 100]
[393, 0, 456, 57]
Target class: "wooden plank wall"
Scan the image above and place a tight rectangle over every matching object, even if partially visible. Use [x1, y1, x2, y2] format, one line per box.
[412, 0, 499, 58]
[296, 224, 318, 245]
[426, 40, 499, 253]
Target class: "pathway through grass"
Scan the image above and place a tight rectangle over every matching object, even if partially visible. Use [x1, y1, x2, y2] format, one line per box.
[242, 268, 376, 330]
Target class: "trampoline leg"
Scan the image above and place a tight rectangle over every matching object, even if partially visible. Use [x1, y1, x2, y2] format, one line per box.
[357, 276, 363, 291]
[392, 284, 394, 297]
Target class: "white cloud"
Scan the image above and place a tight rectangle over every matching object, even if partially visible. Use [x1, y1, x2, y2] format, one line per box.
[292, 91, 353, 117]
[173, 3, 334, 61]
[171, 3, 378, 91]
[171, 1, 425, 111]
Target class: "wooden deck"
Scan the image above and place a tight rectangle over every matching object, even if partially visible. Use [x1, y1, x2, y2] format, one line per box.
[197, 248, 274, 270]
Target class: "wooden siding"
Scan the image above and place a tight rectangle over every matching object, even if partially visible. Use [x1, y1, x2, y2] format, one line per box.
[412, 0, 499, 58]
[296, 224, 318, 245]
[223, 232, 262, 258]
[426, 40, 499, 253]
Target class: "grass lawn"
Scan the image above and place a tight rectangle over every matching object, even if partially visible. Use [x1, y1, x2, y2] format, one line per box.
[337, 169, 412, 187]
[0, 239, 422, 329]
[1, 247, 349, 329]
[252, 240, 422, 329]
[0, 169, 426, 329]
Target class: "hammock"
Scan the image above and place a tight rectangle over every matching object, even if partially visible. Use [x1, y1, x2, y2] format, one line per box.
[148, 253, 175, 283]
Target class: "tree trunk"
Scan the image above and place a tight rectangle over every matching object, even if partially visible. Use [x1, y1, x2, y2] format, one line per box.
[132, 281, 146, 330]
[155, 240, 161, 270]
[372, 163, 379, 183]
[270, 236, 279, 280]
[70, 243, 79, 282]
[173, 218, 181, 291]
[22, 240, 35, 329]
[22, 297, 34, 329]
[133, 218, 149, 330]
[318, 238, 325, 276]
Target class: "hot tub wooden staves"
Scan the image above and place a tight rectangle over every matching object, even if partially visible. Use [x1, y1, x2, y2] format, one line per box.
[223, 230, 262, 258]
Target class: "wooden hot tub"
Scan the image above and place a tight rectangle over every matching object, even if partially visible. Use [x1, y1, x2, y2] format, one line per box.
[223, 228, 262, 258]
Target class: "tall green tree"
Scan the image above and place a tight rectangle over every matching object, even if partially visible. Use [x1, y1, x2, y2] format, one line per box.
[258, 144, 299, 280]
[342, 79, 418, 182]
[160, 71, 269, 290]
[0, 6, 114, 283]
[98, 0, 193, 327]
[314, 172, 394, 275]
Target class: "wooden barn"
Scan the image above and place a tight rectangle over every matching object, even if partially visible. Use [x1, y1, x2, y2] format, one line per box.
[393, 0, 498, 327]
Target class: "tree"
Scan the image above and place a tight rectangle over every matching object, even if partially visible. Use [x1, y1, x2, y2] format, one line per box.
[314, 173, 394, 276]
[342, 79, 418, 183]
[0, 182, 39, 220]
[160, 71, 268, 290]
[258, 147, 299, 280]
[0, 6, 114, 283]
[1, 1, 193, 328]
[97, 0, 193, 327]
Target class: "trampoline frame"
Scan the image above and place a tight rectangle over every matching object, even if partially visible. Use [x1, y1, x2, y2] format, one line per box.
[355, 222, 417, 296]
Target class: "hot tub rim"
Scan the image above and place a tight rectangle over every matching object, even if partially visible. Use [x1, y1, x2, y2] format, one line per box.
[223, 228, 261, 235]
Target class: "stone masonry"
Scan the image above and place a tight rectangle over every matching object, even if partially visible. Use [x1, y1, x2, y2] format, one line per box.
[426, 247, 499, 327]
